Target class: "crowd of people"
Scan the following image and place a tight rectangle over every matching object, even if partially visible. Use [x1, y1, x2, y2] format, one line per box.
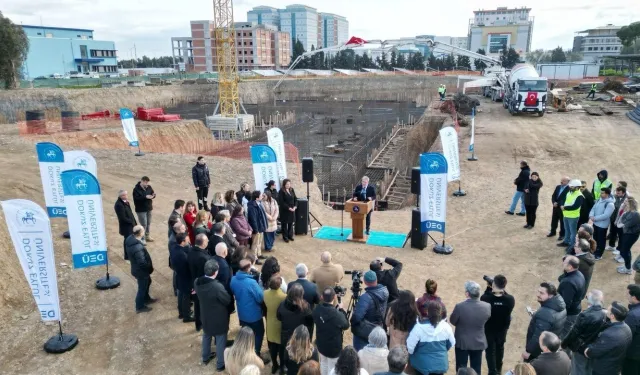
[110, 157, 640, 375]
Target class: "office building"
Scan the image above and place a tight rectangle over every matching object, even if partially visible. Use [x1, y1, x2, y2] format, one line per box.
[21, 25, 118, 79]
[247, 4, 348, 53]
[573, 24, 623, 64]
[468, 7, 534, 58]
[174, 20, 291, 72]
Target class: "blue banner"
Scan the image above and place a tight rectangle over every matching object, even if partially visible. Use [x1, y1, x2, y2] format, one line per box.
[420, 153, 448, 234]
[250, 144, 280, 191]
[36, 142, 66, 217]
[120, 108, 139, 147]
[61, 169, 108, 269]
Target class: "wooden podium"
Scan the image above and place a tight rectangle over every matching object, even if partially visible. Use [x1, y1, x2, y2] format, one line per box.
[345, 199, 374, 243]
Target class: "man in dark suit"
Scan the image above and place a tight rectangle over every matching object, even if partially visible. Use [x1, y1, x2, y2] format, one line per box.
[288, 263, 320, 339]
[212, 241, 234, 311]
[114, 190, 137, 260]
[353, 176, 376, 235]
[188, 234, 211, 332]
[169, 232, 194, 322]
[207, 222, 227, 257]
[548, 177, 570, 240]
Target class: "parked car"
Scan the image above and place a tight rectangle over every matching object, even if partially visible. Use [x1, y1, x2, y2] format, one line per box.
[623, 77, 640, 93]
[33, 76, 48, 80]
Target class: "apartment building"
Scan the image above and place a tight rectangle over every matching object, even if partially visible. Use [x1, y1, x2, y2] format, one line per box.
[21, 25, 118, 78]
[319, 13, 349, 48]
[279, 4, 319, 53]
[468, 6, 534, 57]
[573, 25, 623, 64]
[247, 6, 281, 27]
[178, 20, 291, 72]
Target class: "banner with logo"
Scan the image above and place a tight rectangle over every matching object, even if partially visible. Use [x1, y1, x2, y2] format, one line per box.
[420, 153, 448, 234]
[439, 126, 461, 182]
[267, 127, 288, 182]
[64, 150, 97, 177]
[469, 107, 475, 153]
[119, 108, 139, 147]
[61, 170, 108, 269]
[250, 144, 280, 192]
[1, 199, 61, 321]
[36, 142, 66, 218]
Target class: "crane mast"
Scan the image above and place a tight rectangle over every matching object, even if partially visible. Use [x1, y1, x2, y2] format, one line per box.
[213, 0, 240, 117]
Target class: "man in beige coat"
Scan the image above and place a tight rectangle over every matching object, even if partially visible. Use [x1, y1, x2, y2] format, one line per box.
[310, 252, 344, 294]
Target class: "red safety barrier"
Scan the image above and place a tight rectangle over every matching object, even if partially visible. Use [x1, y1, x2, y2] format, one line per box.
[81, 110, 112, 120]
[137, 107, 165, 121]
[150, 114, 181, 122]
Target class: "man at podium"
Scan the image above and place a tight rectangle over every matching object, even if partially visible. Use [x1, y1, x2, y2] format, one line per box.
[353, 176, 376, 235]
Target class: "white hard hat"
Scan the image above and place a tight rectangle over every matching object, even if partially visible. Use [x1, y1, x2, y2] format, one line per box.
[568, 179, 582, 188]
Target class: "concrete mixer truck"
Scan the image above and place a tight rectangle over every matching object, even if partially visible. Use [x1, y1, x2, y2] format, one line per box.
[503, 64, 548, 116]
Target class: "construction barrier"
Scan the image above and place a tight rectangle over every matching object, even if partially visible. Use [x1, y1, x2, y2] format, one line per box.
[25, 110, 47, 134]
[61, 111, 81, 131]
[627, 105, 640, 126]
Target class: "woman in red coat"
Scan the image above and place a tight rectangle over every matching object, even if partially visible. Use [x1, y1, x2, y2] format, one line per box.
[183, 201, 197, 244]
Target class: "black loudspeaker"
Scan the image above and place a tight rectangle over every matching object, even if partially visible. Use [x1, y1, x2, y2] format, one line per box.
[411, 167, 420, 195]
[295, 199, 309, 235]
[411, 208, 427, 250]
[302, 158, 314, 183]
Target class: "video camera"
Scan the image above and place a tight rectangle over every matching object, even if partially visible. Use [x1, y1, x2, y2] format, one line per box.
[483, 275, 494, 286]
[345, 270, 364, 298]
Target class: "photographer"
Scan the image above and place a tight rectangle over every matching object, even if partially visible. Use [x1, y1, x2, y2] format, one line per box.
[480, 275, 515, 375]
[370, 257, 403, 303]
[351, 271, 389, 351]
[313, 288, 350, 375]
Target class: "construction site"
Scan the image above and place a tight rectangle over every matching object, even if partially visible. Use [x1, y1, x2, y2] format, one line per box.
[2, 1, 640, 374]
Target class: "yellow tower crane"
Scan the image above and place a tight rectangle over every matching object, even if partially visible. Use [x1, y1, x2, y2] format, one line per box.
[213, 0, 240, 117]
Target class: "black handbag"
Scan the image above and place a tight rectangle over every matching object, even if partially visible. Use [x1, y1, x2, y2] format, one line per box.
[351, 294, 383, 340]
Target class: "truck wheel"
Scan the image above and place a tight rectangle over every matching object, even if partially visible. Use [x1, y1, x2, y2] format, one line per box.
[538, 111, 545, 117]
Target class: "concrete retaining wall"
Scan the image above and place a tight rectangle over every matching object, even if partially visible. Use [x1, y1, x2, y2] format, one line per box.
[0, 75, 461, 123]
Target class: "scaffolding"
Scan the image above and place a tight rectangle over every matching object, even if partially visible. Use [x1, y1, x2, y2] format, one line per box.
[213, 0, 240, 117]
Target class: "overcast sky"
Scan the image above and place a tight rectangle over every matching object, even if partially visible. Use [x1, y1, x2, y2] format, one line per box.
[3, 0, 639, 58]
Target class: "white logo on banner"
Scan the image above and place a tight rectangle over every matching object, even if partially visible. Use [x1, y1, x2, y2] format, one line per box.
[250, 144, 280, 192]
[1, 199, 61, 321]
[36, 142, 66, 218]
[267, 128, 288, 182]
[439, 126, 461, 182]
[119, 108, 139, 147]
[420, 153, 448, 234]
[64, 150, 98, 177]
[61, 170, 108, 269]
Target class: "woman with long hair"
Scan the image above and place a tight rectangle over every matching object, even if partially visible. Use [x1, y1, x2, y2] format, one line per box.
[617, 196, 640, 275]
[263, 190, 280, 252]
[264, 276, 287, 375]
[416, 279, 447, 321]
[230, 205, 252, 246]
[224, 326, 265, 375]
[225, 189, 240, 213]
[277, 284, 313, 350]
[577, 224, 597, 253]
[406, 301, 455, 375]
[193, 210, 211, 237]
[286, 325, 318, 375]
[278, 178, 298, 242]
[386, 290, 419, 349]
[183, 200, 197, 244]
[523, 172, 543, 229]
[230, 246, 248, 275]
[260, 256, 287, 292]
[215, 209, 240, 253]
[330, 346, 368, 375]
[211, 191, 225, 217]
[357, 327, 389, 375]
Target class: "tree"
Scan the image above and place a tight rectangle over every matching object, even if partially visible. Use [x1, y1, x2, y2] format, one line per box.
[457, 55, 472, 70]
[500, 45, 520, 69]
[617, 21, 640, 47]
[526, 49, 547, 66]
[292, 39, 306, 64]
[390, 50, 397, 68]
[474, 48, 488, 71]
[0, 12, 29, 89]
[412, 52, 425, 70]
[380, 52, 390, 70]
[396, 53, 407, 69]
[427, 53, 438, 70]
[621, 39, 640, 54]
[444, 54, 455, 70]
[550, 46, 566, 63]
[565, 51, 584, 62]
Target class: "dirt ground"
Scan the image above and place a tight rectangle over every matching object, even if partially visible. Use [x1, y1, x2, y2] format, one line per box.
[0, 98, 639, 374]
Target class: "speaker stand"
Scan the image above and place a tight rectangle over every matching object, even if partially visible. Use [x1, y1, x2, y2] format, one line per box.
[306, 182, 323, 237]
[453, 181, 466, 197]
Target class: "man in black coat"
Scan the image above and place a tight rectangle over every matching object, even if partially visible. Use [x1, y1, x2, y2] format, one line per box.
[192, 156, 211, 211]
[288, 263, 320, 339]
[548, 177, 570, 239]
[125, 225, 155, 313]
[579, 181, 596, 227]
[506, 161, 530, 216]
[624, 285, 640, 375]
[481, 275, 515, 375]
[558, 256, 586, 337]
[313, 288, 350, 372]
[208, 222, 227, 257]
[132, 176, 156, 242]
[523, 282, 567, 362]
[530, 332, 571, 375]
[170, 232, 194, 322]
[194, 259, 232, 369]
[585, 302, 633, 375]
[353, 176, 376, 234]
[561, 289, 607, 375]
[188, 234, 211, 332]
[212, 241, 234, 311]
[370, 256, 403, 303]
[167, 200, 186, 238]
[114, 190, 137, 260]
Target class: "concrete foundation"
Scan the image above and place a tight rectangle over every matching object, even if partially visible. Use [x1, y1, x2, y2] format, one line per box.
[205, 114, 255, 140]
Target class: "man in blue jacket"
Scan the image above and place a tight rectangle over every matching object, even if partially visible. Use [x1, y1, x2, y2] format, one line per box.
[231, 259, 265, 356]
[351, 270, 389, 351]
[353, 176, 376, 235]
[589, 187, 615, 259]
[247, 191, 268, 260]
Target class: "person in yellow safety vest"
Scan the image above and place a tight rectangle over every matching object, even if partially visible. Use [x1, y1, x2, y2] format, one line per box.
[438, 85, 445, 101]
[592, 170, 613, 201]
[558, 179, 585, 254]
[586, 83, 597, 99]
